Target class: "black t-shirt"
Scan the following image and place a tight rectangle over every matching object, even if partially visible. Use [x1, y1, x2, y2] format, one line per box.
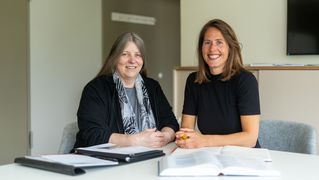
[183, 70, 260, 136]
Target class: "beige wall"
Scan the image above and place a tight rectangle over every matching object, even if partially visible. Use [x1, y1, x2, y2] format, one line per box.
[30, 0, 102, 155]
[0, 0, 28, 164]
[181, 0, 319, 66]
[0, 0, 102, 164]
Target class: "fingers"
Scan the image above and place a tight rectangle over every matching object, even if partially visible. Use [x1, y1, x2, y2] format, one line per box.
[147, 136, 168, 148]
[176, 128, 194, 140]
[137, 130, 168, 148]
[135, 128, 198, 148]
[175, 139, 195, 149]
[175, 132, 190, 148]
[176, 133, 190, 140]
[175, 130, 200, 148]
[176, 130, 192, 140]
[176, 137, 197, 149]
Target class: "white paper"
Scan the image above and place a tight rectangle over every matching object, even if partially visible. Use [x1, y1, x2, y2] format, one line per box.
[41, 154, 118, 167]
[80, 143, 116, 150]
[78, 144, 154, 155]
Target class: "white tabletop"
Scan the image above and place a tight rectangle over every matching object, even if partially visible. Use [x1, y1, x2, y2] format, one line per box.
[1, 144, 318, 180]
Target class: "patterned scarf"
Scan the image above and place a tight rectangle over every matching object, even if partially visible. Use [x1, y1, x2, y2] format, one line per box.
[113, 72, 156, 134]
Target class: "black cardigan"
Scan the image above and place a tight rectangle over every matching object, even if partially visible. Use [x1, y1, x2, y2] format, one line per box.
[73, 75, 179, 148]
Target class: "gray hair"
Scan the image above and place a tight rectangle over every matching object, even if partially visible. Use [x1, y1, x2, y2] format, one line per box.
[97, 32, 147, 77]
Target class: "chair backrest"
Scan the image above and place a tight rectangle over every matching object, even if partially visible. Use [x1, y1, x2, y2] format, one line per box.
[58, 122, 78, 154]
[258, 119, 317, 154]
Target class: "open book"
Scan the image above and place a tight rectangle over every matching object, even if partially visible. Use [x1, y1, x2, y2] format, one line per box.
[76, 143, 165, 162]
[158, 151, 280, 177]
[172, 145, 272, 162]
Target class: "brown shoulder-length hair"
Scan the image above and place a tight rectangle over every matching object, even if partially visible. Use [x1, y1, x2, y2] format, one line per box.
[97, 32, 147, 77]
[196, 19, 245, 84]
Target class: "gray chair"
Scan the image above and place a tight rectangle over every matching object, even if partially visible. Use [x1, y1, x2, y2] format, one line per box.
[58, 122, 78, 154]
[258, 119, 317, 154]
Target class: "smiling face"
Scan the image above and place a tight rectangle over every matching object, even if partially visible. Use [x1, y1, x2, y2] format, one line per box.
[116, 41, 143, 87]
[202, 27, 229, 75]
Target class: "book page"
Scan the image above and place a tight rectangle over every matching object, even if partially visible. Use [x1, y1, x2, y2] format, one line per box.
[221, 146, 272, 162]
[171, 147, 222, 156]
[218, 155, 280, 176]
[159, 151, 221, 176]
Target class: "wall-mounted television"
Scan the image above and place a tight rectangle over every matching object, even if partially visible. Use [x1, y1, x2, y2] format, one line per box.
[287, 0, 319, 55]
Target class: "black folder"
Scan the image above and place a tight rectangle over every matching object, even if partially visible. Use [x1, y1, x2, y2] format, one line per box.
[14, 146, 164, 175]
[14, 157, 85, 176]
[76, 148, 165, 163]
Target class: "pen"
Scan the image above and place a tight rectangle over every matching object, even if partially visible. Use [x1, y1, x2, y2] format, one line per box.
[170, 147, 177, 154]
[181, 134, 189, 140]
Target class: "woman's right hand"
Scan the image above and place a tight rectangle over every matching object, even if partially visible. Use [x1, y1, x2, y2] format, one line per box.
[175, 128, 206, 148]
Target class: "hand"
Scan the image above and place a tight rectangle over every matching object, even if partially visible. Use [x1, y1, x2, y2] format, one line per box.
[129, 128, 168, 148]
[175, 128, 206, 148]
[160, 128, 176, 146]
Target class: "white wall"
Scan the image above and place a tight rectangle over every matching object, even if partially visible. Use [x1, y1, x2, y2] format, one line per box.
[181, 0, 319, 66]
[30, 0, 102, 155]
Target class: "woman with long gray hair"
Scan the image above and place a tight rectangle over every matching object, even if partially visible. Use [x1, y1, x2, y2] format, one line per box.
[74, 32, 178, 149]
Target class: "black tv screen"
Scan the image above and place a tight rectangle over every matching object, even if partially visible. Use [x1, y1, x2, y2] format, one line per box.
[287, 0, 319, 55]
